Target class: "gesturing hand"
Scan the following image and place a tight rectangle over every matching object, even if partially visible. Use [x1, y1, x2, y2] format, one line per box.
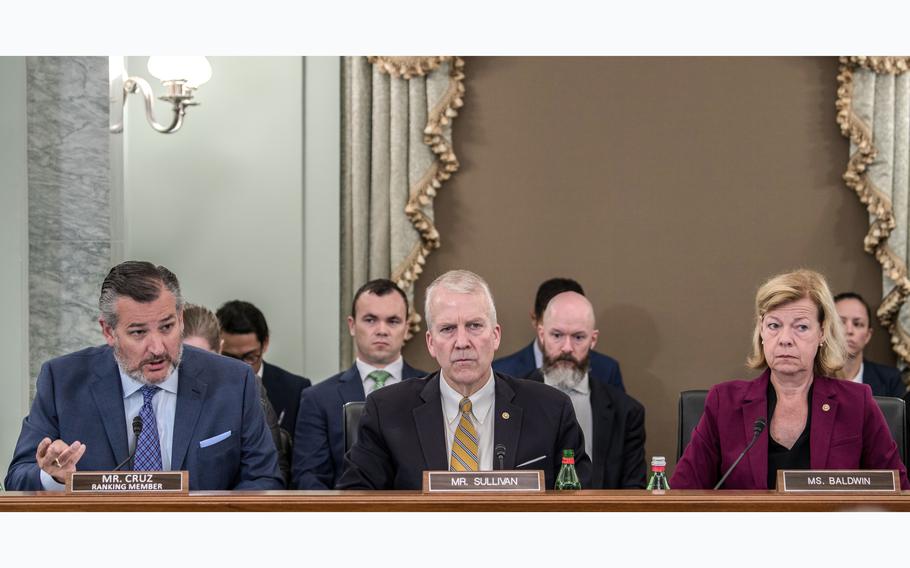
[36, 438, 86, 484]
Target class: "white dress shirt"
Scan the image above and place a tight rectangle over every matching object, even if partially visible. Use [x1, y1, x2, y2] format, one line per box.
[40, 365, 179, 490]
[543, 371, 593, 461]
[440, 370, 496, 471]
[356, 356, 404, 394]
[851, 362, 865, 384]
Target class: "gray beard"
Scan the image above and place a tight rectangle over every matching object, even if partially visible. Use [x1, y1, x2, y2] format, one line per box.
[114, 342, 183, 385]
[543, 363, 586, 390]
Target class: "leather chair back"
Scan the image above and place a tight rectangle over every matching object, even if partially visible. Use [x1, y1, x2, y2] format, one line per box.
[874, 396, 908, 468]
[677, 390, 708, 461]
[343, 401, 366, 453]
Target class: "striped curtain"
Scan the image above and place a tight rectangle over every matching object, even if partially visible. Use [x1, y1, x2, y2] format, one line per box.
[837, 56, 910, 375]
[339, 56, 465, 365]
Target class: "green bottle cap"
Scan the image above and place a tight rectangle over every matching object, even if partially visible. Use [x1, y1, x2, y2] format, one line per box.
[562, 449, 574, 458]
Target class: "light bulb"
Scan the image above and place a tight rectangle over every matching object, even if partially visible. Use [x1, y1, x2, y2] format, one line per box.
[147, 56, 213, 88]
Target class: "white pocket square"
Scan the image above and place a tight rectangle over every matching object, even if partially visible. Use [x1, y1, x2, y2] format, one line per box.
[199, 430, 232, 448]
[515, 455, 547, 468]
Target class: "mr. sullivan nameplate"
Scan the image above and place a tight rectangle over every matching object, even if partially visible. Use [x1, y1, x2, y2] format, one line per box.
[422, 470, 544, 493]
[777, 470, 899, 494]
[66, 471, 189, 494]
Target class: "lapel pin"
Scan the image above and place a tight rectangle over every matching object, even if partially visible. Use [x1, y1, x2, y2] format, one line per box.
[822, 403, 830, 412]
[501, 411, 510, 420]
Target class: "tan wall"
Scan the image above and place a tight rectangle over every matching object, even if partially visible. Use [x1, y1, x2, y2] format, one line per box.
[401, 57, 893, 469]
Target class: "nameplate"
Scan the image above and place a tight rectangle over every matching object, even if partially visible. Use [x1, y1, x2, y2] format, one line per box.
[66, 471, 189, 494]
[422, 470, 544, 493]
[776, 470, 899, 494]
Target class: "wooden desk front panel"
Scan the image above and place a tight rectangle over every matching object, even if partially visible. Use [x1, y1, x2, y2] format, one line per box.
[1, 490, 908, 512]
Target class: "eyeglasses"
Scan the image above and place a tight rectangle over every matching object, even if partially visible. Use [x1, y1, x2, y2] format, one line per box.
[223, 350, 262, 367]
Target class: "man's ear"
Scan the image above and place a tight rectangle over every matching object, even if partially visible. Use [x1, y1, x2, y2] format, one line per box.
[100, 318, 116, 347]
[262, 337, 270, 356]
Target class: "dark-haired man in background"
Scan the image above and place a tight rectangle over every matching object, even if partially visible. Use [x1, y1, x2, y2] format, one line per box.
[492, 277, 625, 392]
[833, 292, 905, 397]
[5, 261, 283, 490]
[293, 279, 425, 489]
[217, 300, 312, 444]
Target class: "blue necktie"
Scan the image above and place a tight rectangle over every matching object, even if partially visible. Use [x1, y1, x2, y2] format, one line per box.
[133, 385, 163, 471]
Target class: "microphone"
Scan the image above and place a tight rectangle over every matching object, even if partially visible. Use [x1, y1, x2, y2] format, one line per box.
[713, 417, 766, 490]
[113, 416, 144, 471]
[495, 444, 506, 470]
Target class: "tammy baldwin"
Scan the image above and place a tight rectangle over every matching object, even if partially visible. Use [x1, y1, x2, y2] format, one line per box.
[671, 269, 909, 490]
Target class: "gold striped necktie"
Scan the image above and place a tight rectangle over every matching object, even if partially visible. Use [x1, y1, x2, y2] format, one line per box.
[450, 397, 479, 472]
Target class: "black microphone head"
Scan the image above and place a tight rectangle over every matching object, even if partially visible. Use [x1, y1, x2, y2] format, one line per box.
[495, 444, 506, 456]
[754, 417, 767, 434]
[132, 415, 143, 436]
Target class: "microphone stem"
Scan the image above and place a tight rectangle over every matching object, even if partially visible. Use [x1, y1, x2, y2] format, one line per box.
[713, 429, 762, 490]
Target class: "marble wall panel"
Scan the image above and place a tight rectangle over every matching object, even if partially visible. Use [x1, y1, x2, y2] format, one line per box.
[27, 57, 113, 396]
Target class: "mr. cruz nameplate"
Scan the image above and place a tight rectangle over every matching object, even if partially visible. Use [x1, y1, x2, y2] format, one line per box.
[777, 470, 899, 494]
[422, 471, 544, 493]
[66, 471, 189, 494]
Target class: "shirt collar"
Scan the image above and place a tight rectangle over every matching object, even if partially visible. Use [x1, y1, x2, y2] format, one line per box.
[543, 370, 590, 396]
[440, 369, 496, 426]
[533, 340, 543, 369]
[356, 356, 404, 381]
[256, 362, 264, 379]
[119, 364, 179, 398]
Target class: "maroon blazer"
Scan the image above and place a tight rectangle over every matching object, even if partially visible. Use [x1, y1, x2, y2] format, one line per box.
[671, 369, 910, 490]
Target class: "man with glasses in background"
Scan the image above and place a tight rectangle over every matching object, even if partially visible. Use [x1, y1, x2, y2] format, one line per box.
[217, 300, 312, 446]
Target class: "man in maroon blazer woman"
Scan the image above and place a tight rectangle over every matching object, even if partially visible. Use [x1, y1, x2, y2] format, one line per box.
[672, 269, 909, 490]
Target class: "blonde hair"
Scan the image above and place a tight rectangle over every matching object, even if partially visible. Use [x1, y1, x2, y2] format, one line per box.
[746, 269, 847, 376]
[182, 303, 222, 352]
[424, 269, 497, 329]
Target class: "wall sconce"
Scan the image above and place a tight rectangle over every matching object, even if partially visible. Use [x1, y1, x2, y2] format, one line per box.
[110, 56, 212, 134]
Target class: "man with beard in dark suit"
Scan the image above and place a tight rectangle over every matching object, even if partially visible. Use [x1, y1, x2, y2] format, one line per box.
[292, 279, 425, 489]
[526, 291, 646, 488]
[338, 270, 591, 490]
[492, 277, 625, 392]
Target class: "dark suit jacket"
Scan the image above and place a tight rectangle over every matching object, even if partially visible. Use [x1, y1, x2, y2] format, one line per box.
[261, 361, 311, 440]
[337, 371, 592, 490]
[671, 369, 910, 490]
[863, 359, 905, 398]
[493, 341, 625, 392]
[292, 361, 426, 489]
[526, 370, 647, 488]
[5, 345, 284, 491]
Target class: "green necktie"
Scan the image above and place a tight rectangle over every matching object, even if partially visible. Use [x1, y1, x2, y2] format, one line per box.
[367, 370, 391, 391]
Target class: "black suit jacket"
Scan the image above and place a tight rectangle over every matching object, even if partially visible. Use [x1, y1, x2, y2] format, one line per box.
[337, 371, 592, 490]
[261, 361, 311, 440]
[526, 370, 646, 488]
[864, 359, 905, 398]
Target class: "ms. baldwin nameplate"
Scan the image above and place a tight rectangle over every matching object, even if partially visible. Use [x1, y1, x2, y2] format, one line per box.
[777, 470, 899, 494]
[66, 471, 189, 494]
[422, 470, 544, 493]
